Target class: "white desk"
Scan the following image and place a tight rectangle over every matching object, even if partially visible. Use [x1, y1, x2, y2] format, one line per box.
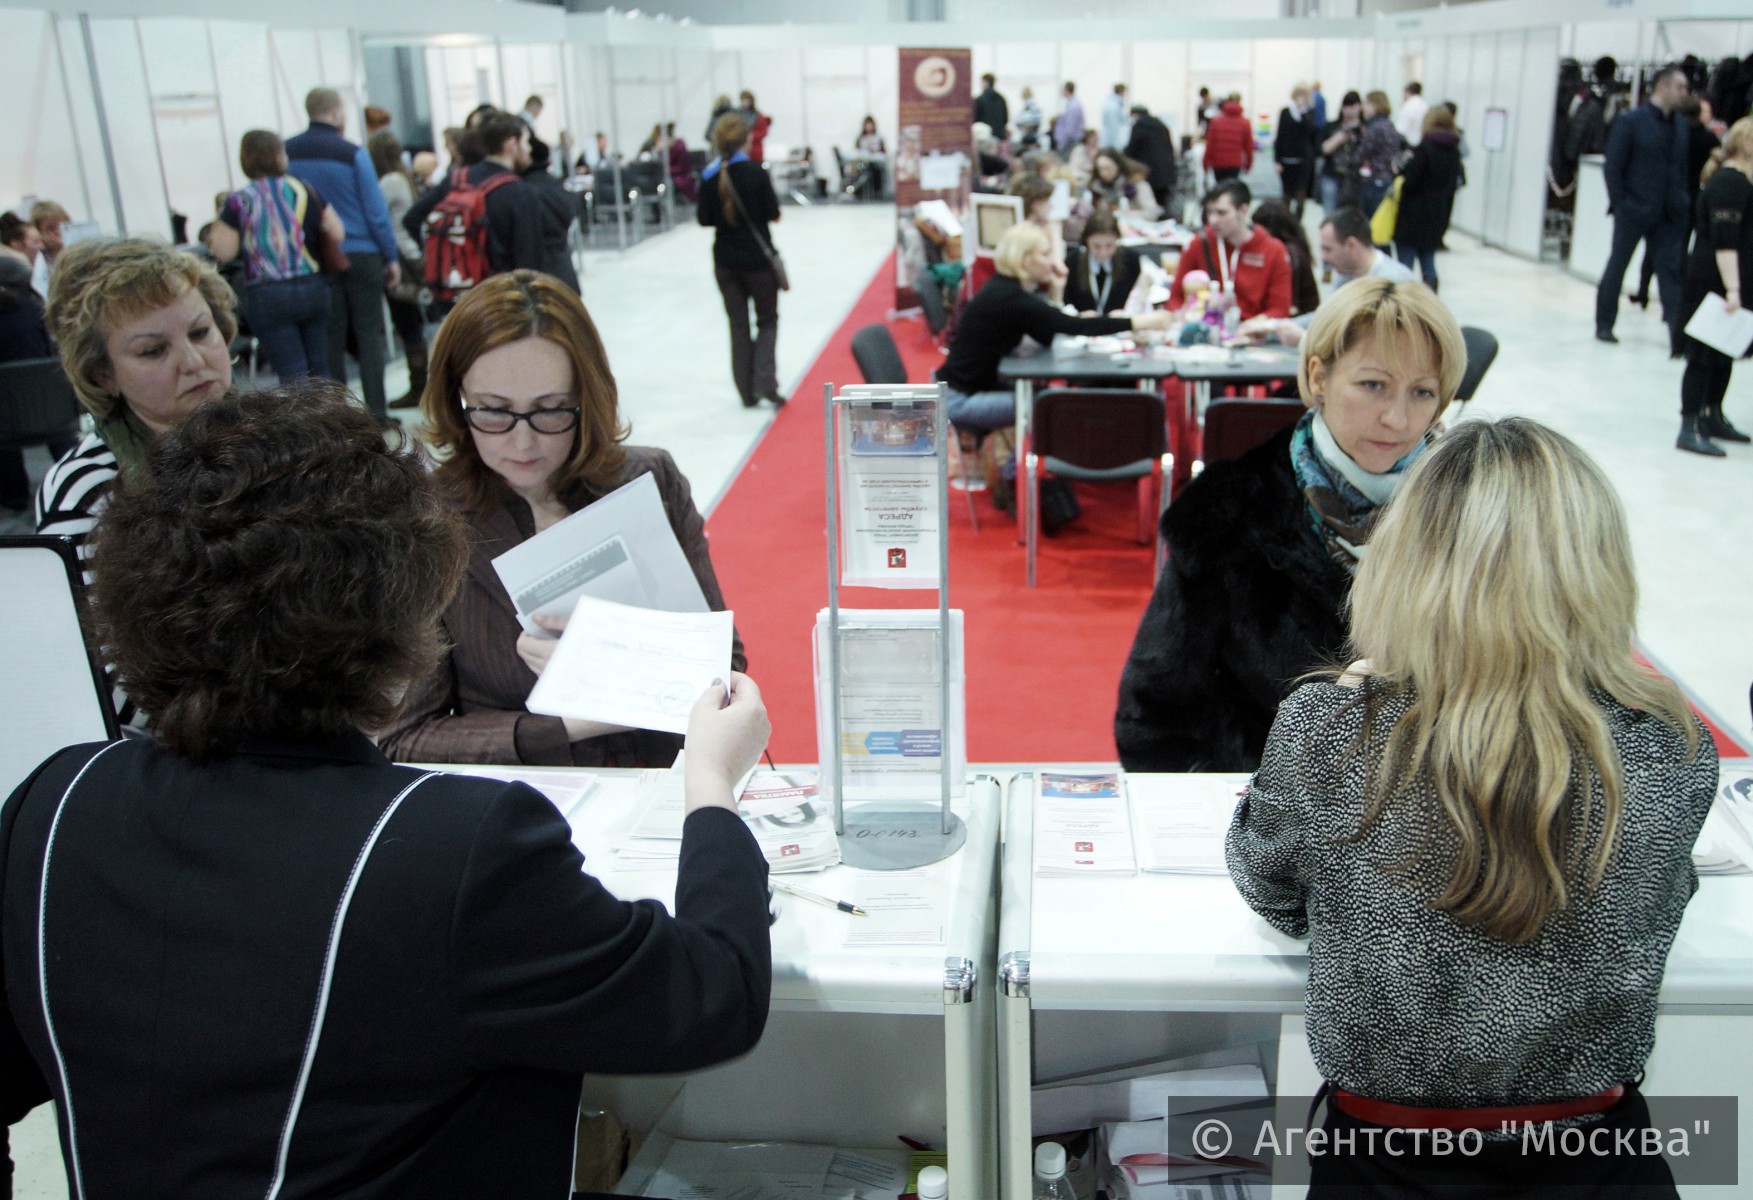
[537, 767, 1001, 1195]
[996, 770, 1753, 1200]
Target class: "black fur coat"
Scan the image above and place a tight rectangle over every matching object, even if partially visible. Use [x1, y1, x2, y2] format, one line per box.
[1115, 427, 1351, 773]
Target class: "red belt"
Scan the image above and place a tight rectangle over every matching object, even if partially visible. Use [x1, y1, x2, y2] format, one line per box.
[1332, 1084, 1626, 1132]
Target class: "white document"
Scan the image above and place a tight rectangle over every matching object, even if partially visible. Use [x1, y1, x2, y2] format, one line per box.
[840, 398, 943, 589]
[1132, 774, 1251, 875]
[491, 472, 708, 636]
[844, 870, 947, 947]
[814, 611, 967, 799]
[1049, 179, 1073, 220]
[437, 764, 597, 820]
[1035, 772, 1137, 877]
[825, 1149, 910, 1199]
[1683, 293, 1753, 359]
[912, 198, 962, 238]
[525, 594, 732, 734]
[644, 1140, 837, 1199]
[917, 152, 964, 191]
[1694, 767, 1753, 875]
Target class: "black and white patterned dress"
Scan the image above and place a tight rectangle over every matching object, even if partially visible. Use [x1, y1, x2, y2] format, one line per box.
[1226, 680, 1718, 1107]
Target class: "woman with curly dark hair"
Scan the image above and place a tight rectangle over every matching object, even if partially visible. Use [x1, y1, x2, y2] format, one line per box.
[378, 270, 744, 768]
[0, 383, 773, 1198]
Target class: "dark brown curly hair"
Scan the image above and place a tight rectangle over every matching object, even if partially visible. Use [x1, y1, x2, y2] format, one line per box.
[89, 382, 468, 758]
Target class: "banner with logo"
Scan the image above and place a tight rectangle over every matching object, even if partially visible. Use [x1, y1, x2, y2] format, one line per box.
[895, 47, 973, 309]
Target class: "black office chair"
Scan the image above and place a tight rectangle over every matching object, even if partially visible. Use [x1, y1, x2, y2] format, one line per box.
[850, 324, 907, 385]
[1200, 398, 1305, 468]
[1024, 388, 1168, 587]
[0, 358, 82, 453]
[915, 271, 949, 337]
[1456, 326, 1499, 403]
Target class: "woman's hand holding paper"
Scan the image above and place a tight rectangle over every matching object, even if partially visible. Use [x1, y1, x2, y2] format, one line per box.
[684, 673, 771, 814]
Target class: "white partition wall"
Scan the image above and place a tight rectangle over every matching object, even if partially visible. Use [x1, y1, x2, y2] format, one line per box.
[0, 8, 100, 229]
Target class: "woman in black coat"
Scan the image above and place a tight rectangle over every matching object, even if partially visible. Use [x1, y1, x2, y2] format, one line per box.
[1115, 278, 1465, 773]
[1393, 109, 1464, 290]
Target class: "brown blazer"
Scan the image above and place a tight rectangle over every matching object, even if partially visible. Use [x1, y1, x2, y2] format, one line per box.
[378, 446, 746, 768]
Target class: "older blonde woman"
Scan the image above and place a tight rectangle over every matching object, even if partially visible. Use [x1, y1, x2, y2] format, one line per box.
[1116, 277, 1464, 772]
[36, 239, 236, 563]
[935, 222, 1169, 433]
[1228, 418, 1710, 1195]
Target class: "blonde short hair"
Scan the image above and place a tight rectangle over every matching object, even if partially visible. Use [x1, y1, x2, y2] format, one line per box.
[1366, 89, 1393, 117]
[45, 238, 238, 422]
[30, 200, 70, 229]
[1297, 277, 1465, 414]
[993, 222, 1049, 281]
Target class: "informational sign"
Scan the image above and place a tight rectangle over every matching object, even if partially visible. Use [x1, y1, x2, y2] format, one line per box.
[838, 398, 943, 589]
[896, 47, 973, 308]
[1483, 107, 1509, 152]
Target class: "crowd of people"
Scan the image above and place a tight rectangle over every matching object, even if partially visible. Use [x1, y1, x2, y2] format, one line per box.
[0, 60, 1734, 1200]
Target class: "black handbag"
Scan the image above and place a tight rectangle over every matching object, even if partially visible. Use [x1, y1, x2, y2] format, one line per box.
[721, 163, 790, 291]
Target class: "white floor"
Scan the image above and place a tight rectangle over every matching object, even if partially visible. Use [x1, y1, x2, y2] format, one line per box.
[9, 201, 1753, 1194]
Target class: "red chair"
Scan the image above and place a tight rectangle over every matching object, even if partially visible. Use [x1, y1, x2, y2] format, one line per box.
[1024, 388, 1168, 587]
[1199, 397, 1305, 468]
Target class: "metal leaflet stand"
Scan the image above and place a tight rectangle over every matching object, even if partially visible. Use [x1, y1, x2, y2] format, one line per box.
[822, 381, 967, 871]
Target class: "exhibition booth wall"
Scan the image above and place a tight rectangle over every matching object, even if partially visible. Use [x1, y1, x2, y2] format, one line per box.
[4, 1, 1753, 256]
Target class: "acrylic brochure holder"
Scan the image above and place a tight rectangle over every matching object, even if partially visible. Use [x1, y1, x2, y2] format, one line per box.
[819, 381, 967, 870]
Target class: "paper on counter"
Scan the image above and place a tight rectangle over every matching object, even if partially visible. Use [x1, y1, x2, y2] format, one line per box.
[1694, 767, 1753, 875]
[825, 1149, 909, 1199]
[1035, 772, 1137, 877]
[1683, 293, 1753, 359]
[1132, 774, 1250, 875]
[525, 594, 732, 734]
[438, 764, 597, 820]
[490, 472, 709, 635]
[844, 870, 947, 947]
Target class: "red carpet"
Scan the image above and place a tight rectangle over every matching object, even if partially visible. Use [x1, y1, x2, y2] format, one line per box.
[707, 252, 1158, 763]
[707, 255, 1750, 765]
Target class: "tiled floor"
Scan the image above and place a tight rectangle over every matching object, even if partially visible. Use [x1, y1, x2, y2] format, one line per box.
[8, 199, 1752, 1194]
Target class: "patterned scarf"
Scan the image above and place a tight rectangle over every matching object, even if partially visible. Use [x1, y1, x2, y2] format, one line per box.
[1288, 408, 1430, 570]
[96, 406, 157, 484]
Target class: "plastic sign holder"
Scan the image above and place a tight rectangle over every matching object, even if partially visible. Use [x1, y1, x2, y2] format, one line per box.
[821, 381, 967, 870]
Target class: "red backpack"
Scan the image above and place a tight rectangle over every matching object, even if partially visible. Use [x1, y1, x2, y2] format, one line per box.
[421, 169, 519, 302]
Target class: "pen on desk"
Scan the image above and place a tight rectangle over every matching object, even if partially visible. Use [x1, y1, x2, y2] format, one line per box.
[773, 879, 867, 916]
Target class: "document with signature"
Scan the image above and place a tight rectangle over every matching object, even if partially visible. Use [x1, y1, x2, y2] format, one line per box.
[525, 595, 732, 734]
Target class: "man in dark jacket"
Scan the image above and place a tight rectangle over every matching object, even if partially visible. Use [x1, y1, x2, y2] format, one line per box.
[974, 73, 1009, 142]
[403, 112, 544, 283]
[1124, 105, 1178, 212]
[285, 88, 404, 424]
[520, 138, 582, 294]
[1596, 65, 1691, 350]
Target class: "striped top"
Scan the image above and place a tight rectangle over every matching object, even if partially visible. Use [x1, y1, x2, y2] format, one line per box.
[220, 176, 324, 285]
[33, 431, 139, 727]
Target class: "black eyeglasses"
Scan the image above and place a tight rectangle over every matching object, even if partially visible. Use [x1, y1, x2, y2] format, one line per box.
[461, 402, 582, 435]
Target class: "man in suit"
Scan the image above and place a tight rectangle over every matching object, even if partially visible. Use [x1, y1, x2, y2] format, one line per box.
[1595, 64, 1691, 350]
[1124, 105, 1178, 209]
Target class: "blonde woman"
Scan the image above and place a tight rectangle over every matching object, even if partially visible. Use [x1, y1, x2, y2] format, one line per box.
[1227, 417, 1712, 1194]
[936, 222, 1168, 434]
[1116, 278, 1462, 771]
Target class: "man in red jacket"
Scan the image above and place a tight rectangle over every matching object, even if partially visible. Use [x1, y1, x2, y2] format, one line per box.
[1204, 96, 1255, 183]
[1168, 180, 1292, 320]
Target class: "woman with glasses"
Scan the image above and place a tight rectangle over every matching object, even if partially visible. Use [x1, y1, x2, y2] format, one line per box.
[379, 271, 744, 768]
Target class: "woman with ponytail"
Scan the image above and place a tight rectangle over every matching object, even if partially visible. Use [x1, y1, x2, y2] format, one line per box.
[1227, 417, 1714, 1196]
[697, 112, 784, 408]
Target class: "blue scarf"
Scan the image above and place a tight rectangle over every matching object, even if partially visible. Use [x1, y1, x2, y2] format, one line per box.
[701, 150, 749, 181]
[1288, 408, 1430, 569]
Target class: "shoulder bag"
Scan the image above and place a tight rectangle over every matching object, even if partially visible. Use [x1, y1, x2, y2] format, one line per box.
[720, 163, 790, 291]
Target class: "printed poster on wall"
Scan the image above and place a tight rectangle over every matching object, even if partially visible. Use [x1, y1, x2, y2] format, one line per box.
[895, 47, 974, 309]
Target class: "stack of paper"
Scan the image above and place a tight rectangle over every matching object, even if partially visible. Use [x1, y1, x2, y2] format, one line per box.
[617, 760, 839, 874]
[1693, 768, 1753, 876]
[1130, 775, 1251, 875]
[1033, 1061, 1270, 1136]
[1034, 772, 1137, 877]
[636, 1138, 909, 1200]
